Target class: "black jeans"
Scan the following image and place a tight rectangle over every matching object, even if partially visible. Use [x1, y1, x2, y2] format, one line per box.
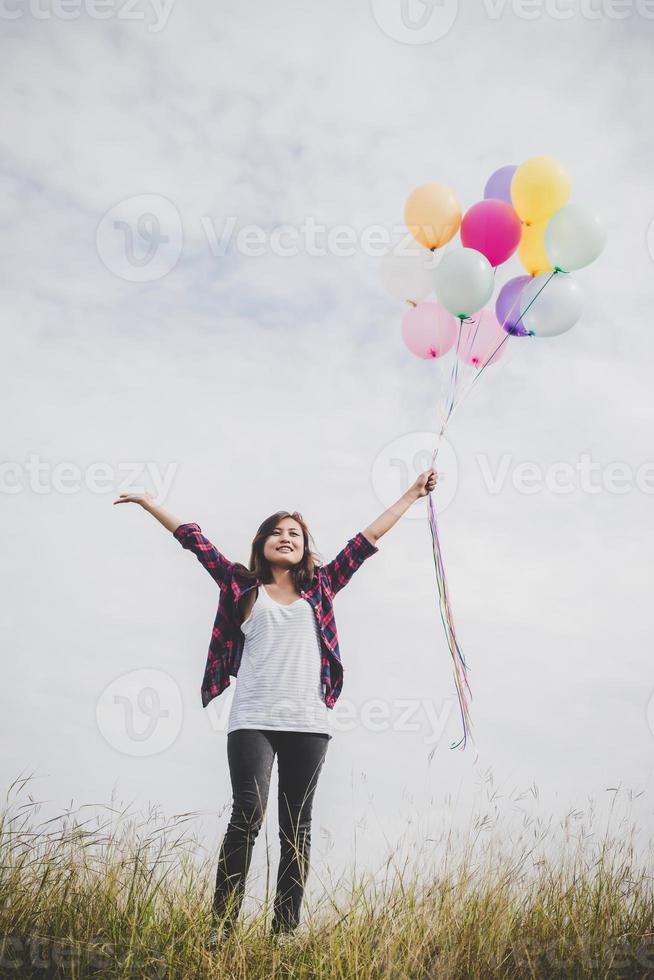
[213, 728, 330, 933]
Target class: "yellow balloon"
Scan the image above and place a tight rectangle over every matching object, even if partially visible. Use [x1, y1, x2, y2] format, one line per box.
[511, 156, 571, 225]
[518, 221, 553, 276]
[404, 182, 462, 250]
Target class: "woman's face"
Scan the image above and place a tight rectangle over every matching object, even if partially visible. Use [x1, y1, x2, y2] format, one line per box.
[263, 517, 305, 567]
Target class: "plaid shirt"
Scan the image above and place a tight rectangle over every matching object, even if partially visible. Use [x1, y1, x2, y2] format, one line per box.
[173, 523, 379, 709]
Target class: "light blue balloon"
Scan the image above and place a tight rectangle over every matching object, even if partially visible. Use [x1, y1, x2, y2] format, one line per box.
[519, 272, 584, 337]
[434, 247, 494, 319]
[545, 203, 607, 272]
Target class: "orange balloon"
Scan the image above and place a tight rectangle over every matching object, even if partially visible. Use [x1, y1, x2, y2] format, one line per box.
[404, 182, 462, 251]
[518, 221, 553, 276]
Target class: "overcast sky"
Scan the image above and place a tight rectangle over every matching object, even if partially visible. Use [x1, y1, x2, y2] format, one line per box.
[1, 0, 653, 912]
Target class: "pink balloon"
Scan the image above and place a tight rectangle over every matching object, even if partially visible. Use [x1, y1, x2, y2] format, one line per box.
[460, 199, 522, 267]
[401, 302, 458, 359]
[457, 309, 508, 368]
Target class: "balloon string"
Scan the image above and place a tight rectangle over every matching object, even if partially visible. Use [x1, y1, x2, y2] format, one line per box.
[460, 267, 495, 362]
[428, 363, 471, 750]
[439, 314, 474, 436]
[426, 267, 558, 750]
[444, 317, 464, 420]
[436, 268, 535, 442]
[427, 485, 473, 751]
[451, 268, 559, 414]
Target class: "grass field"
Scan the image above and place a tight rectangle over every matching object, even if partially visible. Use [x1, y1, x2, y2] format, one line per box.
[1, 773, 653, 979]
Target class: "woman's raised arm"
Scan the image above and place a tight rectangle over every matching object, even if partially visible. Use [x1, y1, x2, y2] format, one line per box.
[362, 467, 438, 544]
[113, 491, 184, 533]
[114, 492, 234, 591]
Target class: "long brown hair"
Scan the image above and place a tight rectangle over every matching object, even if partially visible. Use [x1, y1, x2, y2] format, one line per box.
[232, 510, 323, 594]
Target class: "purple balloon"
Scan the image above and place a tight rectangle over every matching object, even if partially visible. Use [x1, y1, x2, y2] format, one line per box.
[484, 165, 518, 205]
[496, 275, 532, 336]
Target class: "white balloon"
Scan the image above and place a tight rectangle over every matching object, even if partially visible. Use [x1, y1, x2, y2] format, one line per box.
[434, 247, 494, 319]
[380, 244, 436, 304]
[519, 272, 584, 337]
[544, 203, 607, 272]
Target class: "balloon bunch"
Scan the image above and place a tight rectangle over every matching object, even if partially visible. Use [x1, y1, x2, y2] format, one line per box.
[381, 155, 607, 751]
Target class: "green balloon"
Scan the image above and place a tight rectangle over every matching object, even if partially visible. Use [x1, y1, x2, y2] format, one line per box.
[545, 203, 607, 273]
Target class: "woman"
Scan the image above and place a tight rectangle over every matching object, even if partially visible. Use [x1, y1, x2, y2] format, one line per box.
[113, 465, 438, 943]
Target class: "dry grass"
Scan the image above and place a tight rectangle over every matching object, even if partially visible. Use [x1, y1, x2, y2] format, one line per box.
[1, 772, 653, 978]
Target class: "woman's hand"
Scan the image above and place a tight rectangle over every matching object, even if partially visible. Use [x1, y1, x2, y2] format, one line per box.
[113, 493, 184, 533]
[363, 466, 440, 542]
[411, 467, 439, 498]
[113, 491, 154, 508]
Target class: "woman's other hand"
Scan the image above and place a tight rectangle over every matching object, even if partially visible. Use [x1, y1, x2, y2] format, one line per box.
[113, 491, 154, 508]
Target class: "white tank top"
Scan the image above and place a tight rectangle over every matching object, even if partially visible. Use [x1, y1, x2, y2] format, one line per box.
[226, 584, 332, 738]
